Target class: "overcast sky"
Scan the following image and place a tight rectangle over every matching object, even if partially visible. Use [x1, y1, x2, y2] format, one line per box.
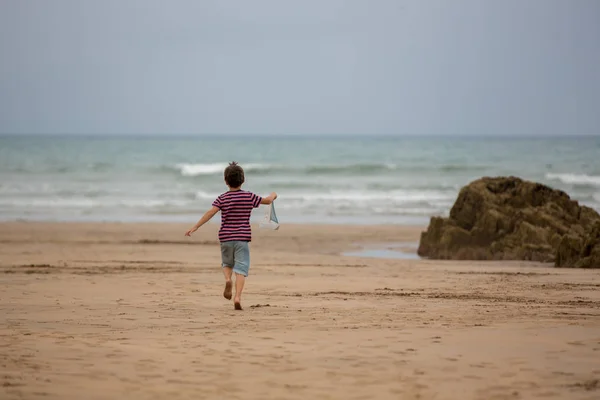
[0, 0, 599, 136]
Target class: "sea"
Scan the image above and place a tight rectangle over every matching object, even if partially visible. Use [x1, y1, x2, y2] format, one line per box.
[1, 135, 599, 225]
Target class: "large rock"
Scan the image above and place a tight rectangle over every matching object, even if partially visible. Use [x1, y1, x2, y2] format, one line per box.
[556, 221, 600, 268]
[417, 176, 600, 266]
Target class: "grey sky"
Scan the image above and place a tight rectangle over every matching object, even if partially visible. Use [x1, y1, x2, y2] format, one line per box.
[1, 0, 599, 136]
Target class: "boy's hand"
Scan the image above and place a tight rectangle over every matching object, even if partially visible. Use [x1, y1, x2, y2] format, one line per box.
[184, 206, 219, 236]
[260, 192, 278, 205]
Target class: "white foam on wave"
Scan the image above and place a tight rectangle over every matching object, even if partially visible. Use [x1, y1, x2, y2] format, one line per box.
[174, 162, 400, 177]
[195, 190, 218, 199]
[176, 163, 225, 176]
[284, 189, 455, 203]
[546, 173, 600, 186]
[0, 198, 190, 209]
[370, 206, 444, 216]
[190, 189, 456, 217]
[175, 163, 270, 177]
[194, 189, 455, 203]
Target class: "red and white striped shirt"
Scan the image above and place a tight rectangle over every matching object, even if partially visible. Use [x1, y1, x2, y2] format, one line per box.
[212, 190, 262, 242]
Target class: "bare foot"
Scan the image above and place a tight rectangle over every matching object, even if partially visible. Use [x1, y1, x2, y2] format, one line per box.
[234, 301, 242, 311]
[223, 281, 232, 300]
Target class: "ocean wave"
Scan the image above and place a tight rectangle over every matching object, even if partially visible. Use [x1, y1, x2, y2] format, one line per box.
[3, 165, 72, 174]
[87, 162, 113, 172]
[194, 189, 456, 203]
[0, 183, 120, 198]
[438, 164, 488, 172]
[369, 207, 445, 216]
[304, 163, 487, 174]
[0, 198, 190, 209]
[189, 188, 460, 217]
[305, 163, 397, 174]
[2, 191, 596, 220]
[365, 182, 461, 191]
[173, 163, 271, 177]
[168, 161, 494, 178]
[1, 162, 114, 174]
[0, 194, 450, 218]
[286, 190, 455, 203]
[170, 162, 400, 177]
[546, 173, 600, 187]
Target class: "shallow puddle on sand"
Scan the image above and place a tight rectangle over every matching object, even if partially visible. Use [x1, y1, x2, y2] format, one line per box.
[343, 242, 421, 260]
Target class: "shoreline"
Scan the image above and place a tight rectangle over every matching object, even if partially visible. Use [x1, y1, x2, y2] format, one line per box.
[0, 214, 435, 226]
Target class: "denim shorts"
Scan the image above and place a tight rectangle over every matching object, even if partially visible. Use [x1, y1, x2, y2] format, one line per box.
[220, 241, 250, 277]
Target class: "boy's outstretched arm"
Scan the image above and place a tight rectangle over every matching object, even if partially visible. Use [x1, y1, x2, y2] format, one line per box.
[185, 206, 219, 236]
[260, 192, 278, 205]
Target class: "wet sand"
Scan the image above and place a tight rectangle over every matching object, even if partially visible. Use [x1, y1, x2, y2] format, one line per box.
[1, 222, 599, 399]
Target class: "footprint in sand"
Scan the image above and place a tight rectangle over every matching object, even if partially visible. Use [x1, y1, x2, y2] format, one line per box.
[537, 391, 559, 397]
[552, 371, 575, 377]
[568, 379, 599, 391]
[2, 381, 25, 388]
[105, 351, 127, 359]
[284, 383, 307, 390]
[139, 374, 162, 379]
[508, 359, 528, 366]
[135, 359, 158, 372]
[368, 344, 388, 349]
[470, 362, 493, 369]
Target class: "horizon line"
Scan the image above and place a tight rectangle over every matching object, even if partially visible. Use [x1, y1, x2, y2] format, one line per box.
[1, 132, 599, 139]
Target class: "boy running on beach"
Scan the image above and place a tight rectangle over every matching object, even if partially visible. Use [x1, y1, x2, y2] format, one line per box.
[185, 162, 277, 310]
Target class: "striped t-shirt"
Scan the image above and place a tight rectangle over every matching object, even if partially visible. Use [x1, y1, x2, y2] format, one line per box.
[212, 190, 262, 242]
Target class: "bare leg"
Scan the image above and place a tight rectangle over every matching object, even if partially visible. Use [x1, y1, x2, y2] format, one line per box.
[222, 267, 233, 300]
[234, 273, 245, 310]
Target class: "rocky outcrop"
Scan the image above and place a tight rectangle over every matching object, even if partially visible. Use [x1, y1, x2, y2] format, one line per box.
[555, 221, 600, 268]
[417, 176, 600, 267]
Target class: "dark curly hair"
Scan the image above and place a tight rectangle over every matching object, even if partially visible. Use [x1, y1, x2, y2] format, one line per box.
[224, 161, 245, 188]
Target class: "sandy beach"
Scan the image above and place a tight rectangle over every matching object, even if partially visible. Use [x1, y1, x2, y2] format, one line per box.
[1, 221, 599, 400]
